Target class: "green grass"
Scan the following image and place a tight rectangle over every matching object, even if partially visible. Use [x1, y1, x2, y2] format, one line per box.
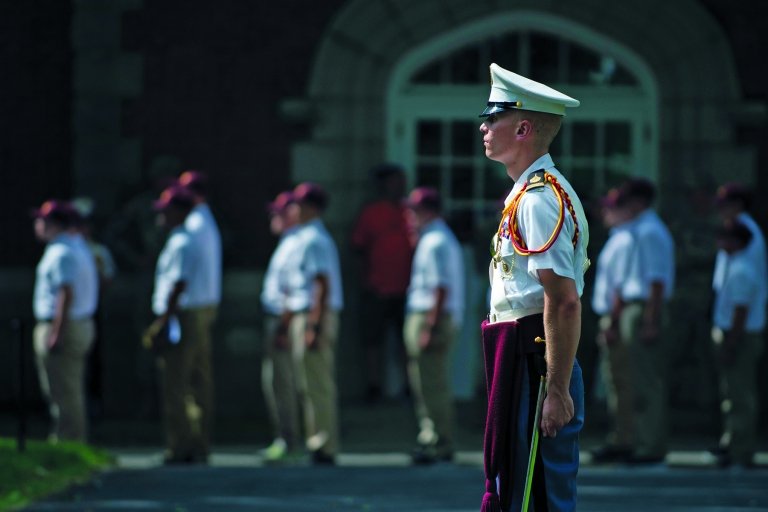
[0, 437, 113, 511]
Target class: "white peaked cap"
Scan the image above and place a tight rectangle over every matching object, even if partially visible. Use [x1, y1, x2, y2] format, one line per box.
[480, 63, 580, 117]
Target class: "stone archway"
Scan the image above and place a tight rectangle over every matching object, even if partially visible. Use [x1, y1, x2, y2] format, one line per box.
[299, 0, 746, 401]
[297, 0, 743, 227]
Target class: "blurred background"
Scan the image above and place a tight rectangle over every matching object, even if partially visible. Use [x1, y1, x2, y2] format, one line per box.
[0, 0, 766, 446]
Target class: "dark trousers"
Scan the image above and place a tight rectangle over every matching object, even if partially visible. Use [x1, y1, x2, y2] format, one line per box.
[157, 306, 217, 460]
[360, 290, 406, 392]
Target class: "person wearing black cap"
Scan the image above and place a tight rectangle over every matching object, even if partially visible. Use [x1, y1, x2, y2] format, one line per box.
[176, 170, 221, 460]
[32, 200, 99, 442]
[477, 63, 587, 511]
[403, 187, 464, 464]
[145, 185, 208, 464]
[607, 177, 674, 465]
[177, 170, 222, 311]
[286, 182, 343, 464]
[711, 219, 765, 468]
[259, 191, 303, 462]
[351, 163, 413, 403]
[589, 189, 637, 463]
[71, 197, 117, 421]
[712, 182, 767, 335]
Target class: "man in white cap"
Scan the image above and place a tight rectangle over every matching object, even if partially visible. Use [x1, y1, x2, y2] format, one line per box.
[477, 63, 588, 512]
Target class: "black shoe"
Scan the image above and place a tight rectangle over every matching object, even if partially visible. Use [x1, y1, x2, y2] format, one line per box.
[626, 453, 666, 465]
[365, 385, 382, 405]
[311, 450, 336, 466]
[411, 445, 453, 465]
[163, 451, 208, 465]
[714, 451, 732, 468]
[590, 445, 633, 464]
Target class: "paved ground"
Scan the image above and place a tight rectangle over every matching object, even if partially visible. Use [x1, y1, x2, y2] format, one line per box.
[22, 452, 768, 512]
[8, 400, 768, 511]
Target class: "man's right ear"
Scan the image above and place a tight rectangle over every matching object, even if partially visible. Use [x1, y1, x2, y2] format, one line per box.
[516, 119, 533, 138]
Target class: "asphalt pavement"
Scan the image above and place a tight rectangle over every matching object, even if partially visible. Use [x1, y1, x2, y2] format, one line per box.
[11, 400, 768, 511]
[21, 454, 768, 512]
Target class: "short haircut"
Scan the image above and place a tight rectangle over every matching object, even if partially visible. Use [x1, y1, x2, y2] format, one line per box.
[509, 110, 563, 151]
[717, 220, 753, 246]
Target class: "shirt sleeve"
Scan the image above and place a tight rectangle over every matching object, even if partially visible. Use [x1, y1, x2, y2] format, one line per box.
[637, 226, 668, 282]
[726, 264, 757, 306]
[50, 248, 78, 288]
[517, 189, 577, 282]
[430, 237, 451, 288]
[303, 237, 331, 278]
[166, 235, 195, 284]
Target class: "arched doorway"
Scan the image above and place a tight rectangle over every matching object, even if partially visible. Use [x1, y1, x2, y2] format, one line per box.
[302, 0, 744, 403]
[386, 12, 659, 231]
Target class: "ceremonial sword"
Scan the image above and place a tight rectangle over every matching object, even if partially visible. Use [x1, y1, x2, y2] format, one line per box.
[522, 336, 547, 512]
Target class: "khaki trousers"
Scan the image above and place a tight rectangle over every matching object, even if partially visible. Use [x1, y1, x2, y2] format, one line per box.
[156, 306, 216, 460]
[403, 312, 456, 450]
[713, 330, 763, 464]
[620, 301, 668, 457]
[289, 311, 340, 456]
[598, 315, 635, 447]
[261, 314, 300, 449]
[34, 318, 95, 442]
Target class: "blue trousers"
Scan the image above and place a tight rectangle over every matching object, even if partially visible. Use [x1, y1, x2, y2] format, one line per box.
[509, 360, 584, 512]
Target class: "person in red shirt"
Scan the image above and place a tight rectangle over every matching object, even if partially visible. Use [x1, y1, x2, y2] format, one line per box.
[351, 163, 414, 403]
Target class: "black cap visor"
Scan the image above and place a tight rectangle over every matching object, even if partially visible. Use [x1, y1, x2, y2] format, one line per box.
[479, 102, 522, 118]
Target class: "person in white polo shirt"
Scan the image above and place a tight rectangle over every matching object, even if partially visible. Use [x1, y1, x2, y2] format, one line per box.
[477, 63, 588, 512]
[590, 188, 637, 463]
[403, 187, 464, 465]
[614, 177, 675, 464]
[32, 200, 99, 442]
[285, 182, 343, 465]
[260, 190, 303, 462]
[177, 170, 222, 310]
[146, 184, 211, 464]
[711, 220, 765, 468]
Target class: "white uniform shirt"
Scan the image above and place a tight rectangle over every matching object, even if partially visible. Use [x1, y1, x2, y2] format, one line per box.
[34, 233, 99, 321]
[620, 209, 675, 301]
[591, 223, 634, 315]
[489, 154, 590, 315]
[284, 219, 343, 313]
[152, 226, 198, 315]
[185, 203, 222, 307]
[713, 249, 766, 332]
[261, 226, 301, 315]
[712, 212, 767, 304]
[406, 218, 465, 325]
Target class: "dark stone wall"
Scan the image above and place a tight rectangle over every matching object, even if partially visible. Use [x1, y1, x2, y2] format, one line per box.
[1, 0, 766, 428]
[121, 0, 346, 268]
[0, 2, 73, 266]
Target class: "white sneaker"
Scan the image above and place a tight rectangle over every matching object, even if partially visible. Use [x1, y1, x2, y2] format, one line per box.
[262, 438, 287, 461]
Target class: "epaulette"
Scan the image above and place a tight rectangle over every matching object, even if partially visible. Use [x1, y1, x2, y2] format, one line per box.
[526, 170, 547, 190]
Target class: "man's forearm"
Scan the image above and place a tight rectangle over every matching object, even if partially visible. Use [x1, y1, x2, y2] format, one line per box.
[426, 287, 447, 328]
[727, 306, 748, 344]
[163, 281, 186, 320]
[644, 281, 664, 324]
[543, 294, 580, 392]
[308, 274, 329, 327]
[51, 286, 73, 336]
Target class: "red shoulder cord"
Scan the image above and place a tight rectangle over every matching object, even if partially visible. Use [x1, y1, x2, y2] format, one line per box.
[497, 173, 580, 256]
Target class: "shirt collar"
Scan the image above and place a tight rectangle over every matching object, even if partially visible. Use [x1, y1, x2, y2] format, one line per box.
[420, 217, 445, 234]
[517, 154, 555, 185]
[505, 153, 555, 205]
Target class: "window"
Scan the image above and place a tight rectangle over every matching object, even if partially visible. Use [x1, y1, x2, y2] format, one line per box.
[389, 29, 655, 234]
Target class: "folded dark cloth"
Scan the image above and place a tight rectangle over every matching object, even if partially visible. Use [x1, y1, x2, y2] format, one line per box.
[480, 314, 545, 512]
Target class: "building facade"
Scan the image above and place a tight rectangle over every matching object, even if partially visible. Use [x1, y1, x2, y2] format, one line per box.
[1, 0, 766, 436]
